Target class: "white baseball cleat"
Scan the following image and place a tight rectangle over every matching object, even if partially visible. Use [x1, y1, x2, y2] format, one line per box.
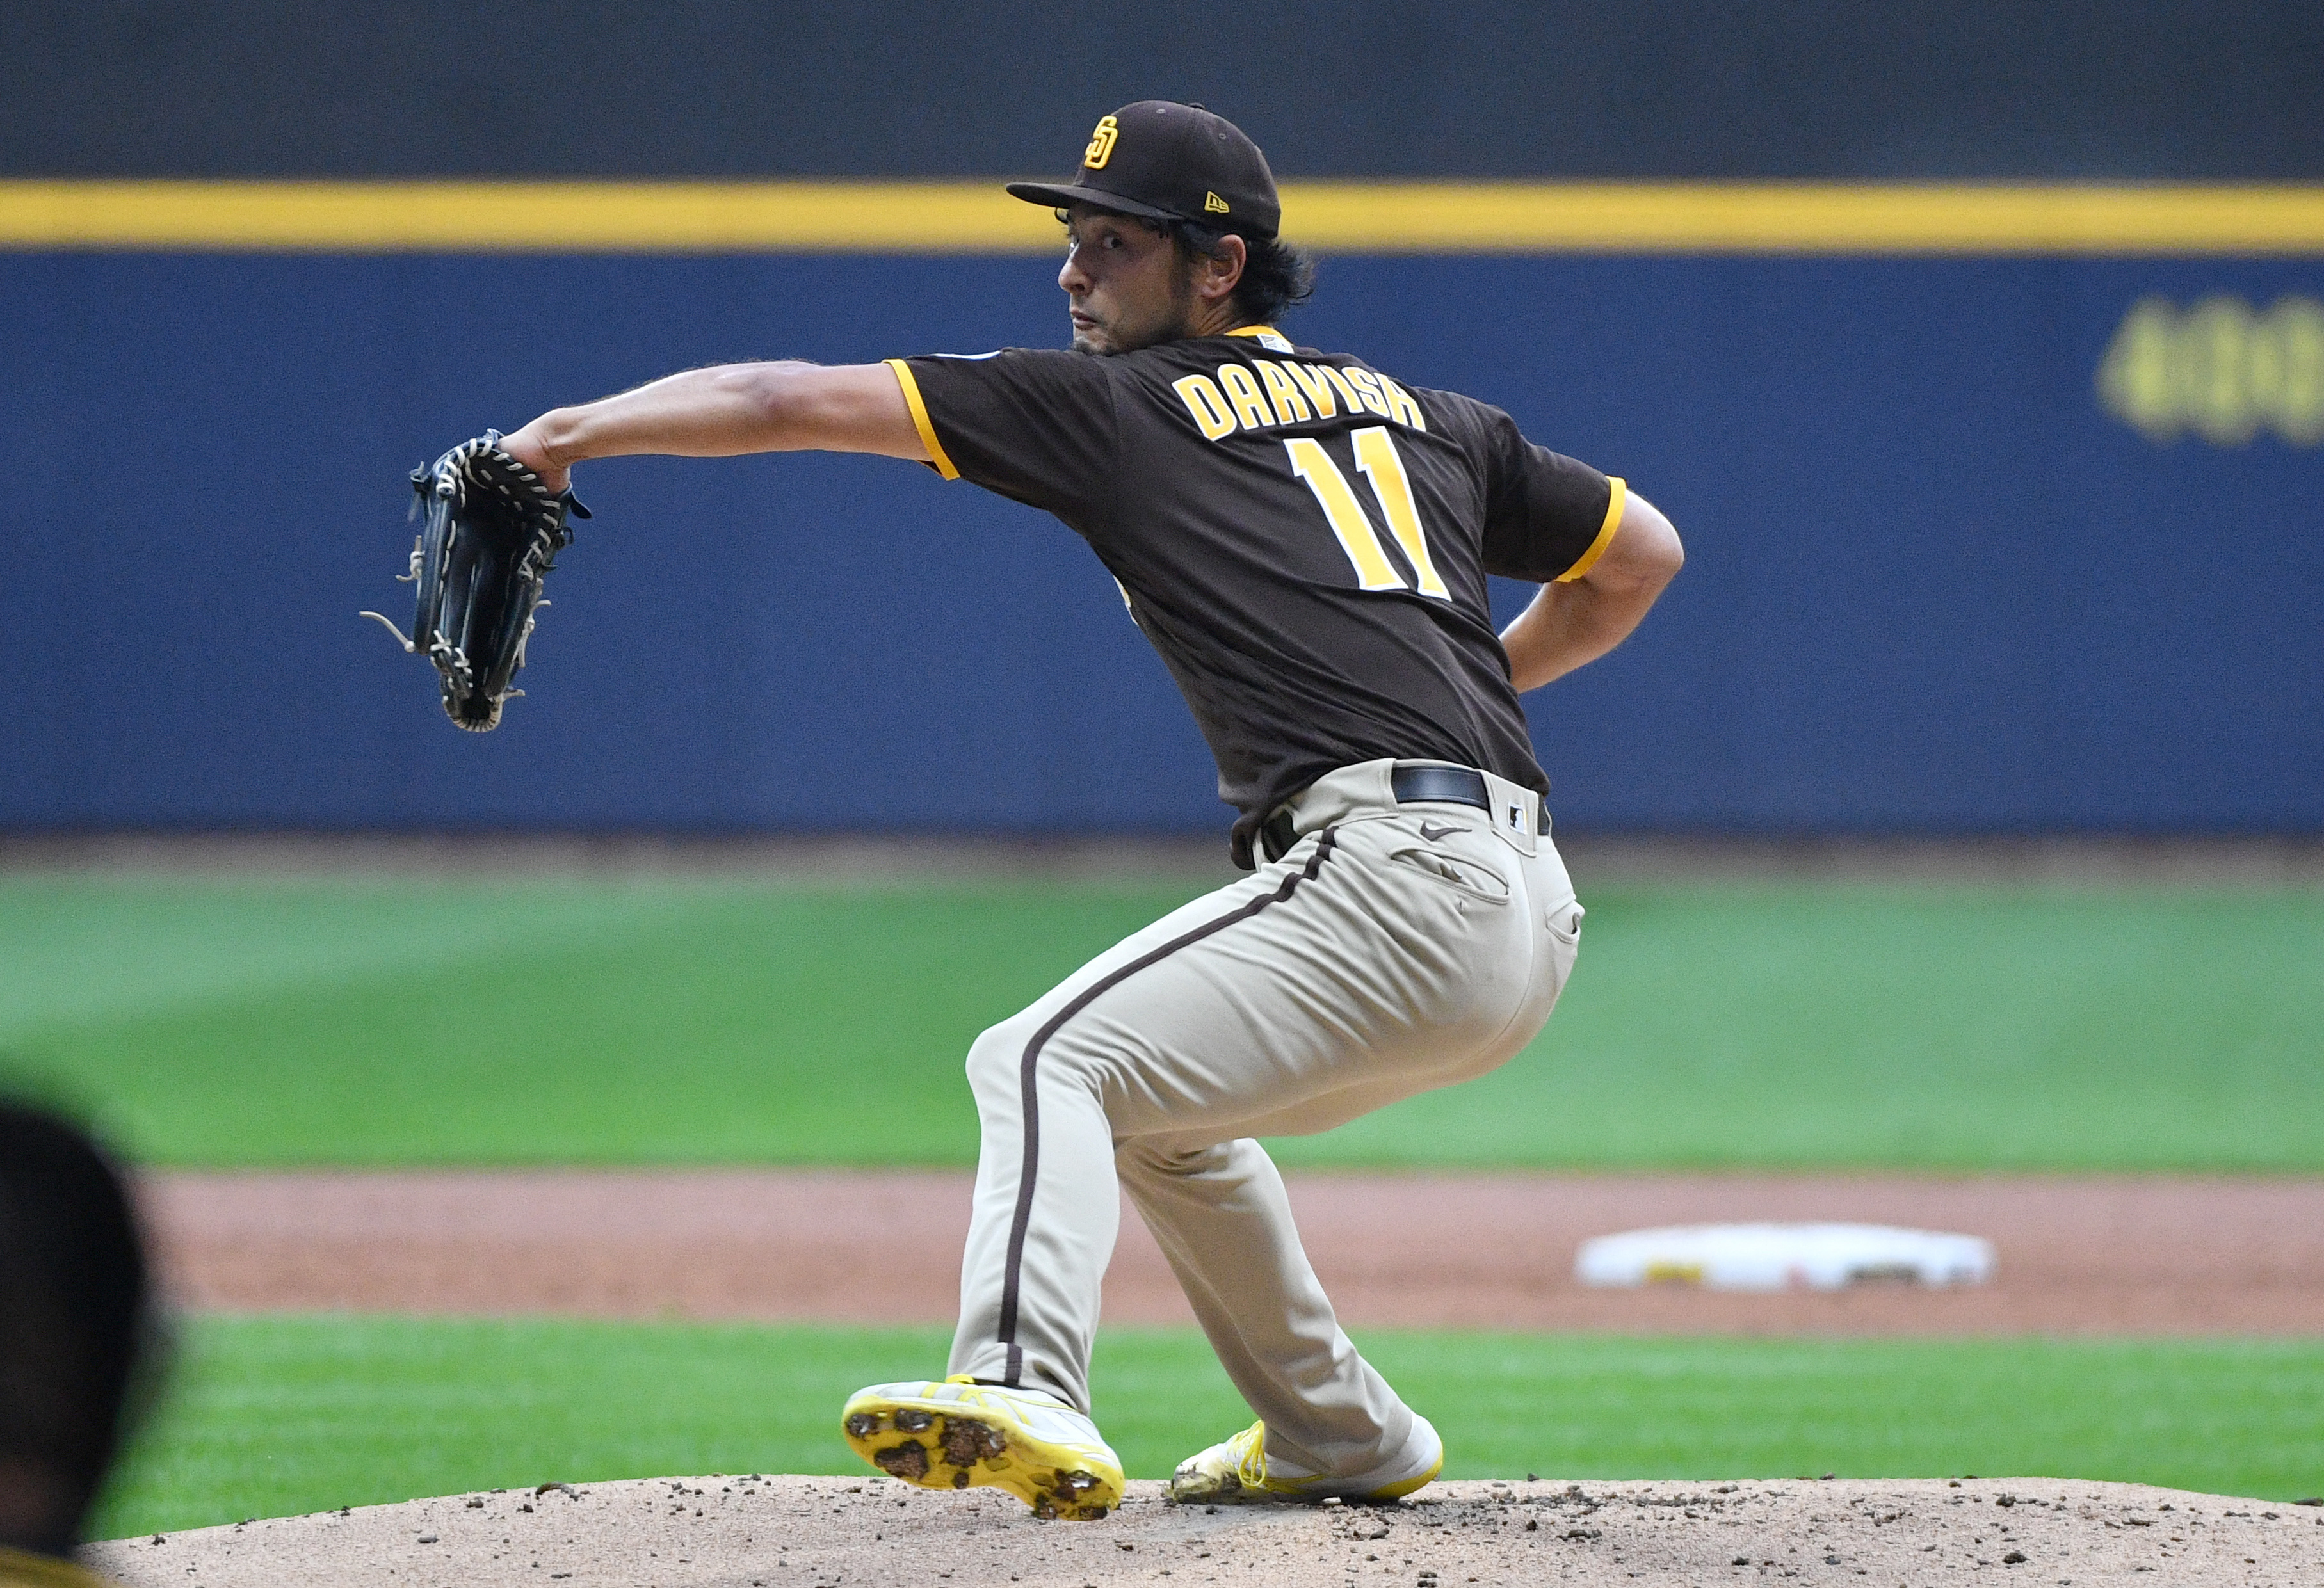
[841, 1375, 1124, 1520]
[1166, 1414, 1444, 1504]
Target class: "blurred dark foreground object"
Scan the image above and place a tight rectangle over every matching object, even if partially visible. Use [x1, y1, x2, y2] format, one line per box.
[0, 1102, 163, 1586]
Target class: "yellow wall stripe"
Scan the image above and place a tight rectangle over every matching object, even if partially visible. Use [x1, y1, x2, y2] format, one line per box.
[1300, 182, 2324, 255]
[0, 182, 1058, 253]
[4, 180, 2324, 255]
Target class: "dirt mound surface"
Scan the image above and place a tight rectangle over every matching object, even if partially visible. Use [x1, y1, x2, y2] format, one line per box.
[148, 1169, 2324, 1334]
[89, 1476, 2324, 1587]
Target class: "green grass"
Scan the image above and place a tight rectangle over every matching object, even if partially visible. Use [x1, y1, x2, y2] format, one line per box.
[1, 876, 1191, 1167]
[8, 876, 2323, 1171]
[1275, 883, 2324, 1173]
[96, 1315, 2324, 1537]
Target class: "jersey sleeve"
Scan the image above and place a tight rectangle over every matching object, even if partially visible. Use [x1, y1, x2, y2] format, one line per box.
[1468, 403, 1627, 584]
[887, 349, 1120, 529]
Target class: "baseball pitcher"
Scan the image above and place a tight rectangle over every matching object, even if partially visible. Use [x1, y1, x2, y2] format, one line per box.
[485, 102, 1683, 1520]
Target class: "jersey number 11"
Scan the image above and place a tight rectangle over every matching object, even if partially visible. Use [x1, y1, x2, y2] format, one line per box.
[1284, 427, 1450, 600]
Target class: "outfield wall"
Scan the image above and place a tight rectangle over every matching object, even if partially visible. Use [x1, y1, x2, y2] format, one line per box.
[10, 1, 2321, 180]
[4, 209, 2318, 835]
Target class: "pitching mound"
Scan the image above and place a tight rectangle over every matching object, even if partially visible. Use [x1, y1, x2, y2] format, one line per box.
[90, 1475, 2321, 1586]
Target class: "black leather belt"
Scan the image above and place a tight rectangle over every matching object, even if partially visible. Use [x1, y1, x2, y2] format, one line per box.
[1259, 762, 1537, 863]
[1388, 762, 1492, 810]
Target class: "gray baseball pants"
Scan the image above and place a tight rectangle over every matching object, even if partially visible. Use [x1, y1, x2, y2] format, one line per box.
[947, 758, 1583, 1480]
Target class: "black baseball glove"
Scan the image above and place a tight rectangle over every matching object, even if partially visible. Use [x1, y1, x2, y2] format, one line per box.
[362, 431, 590, 732]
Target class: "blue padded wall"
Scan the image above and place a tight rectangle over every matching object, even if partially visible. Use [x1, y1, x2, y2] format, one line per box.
[3, 251, 2317, 835]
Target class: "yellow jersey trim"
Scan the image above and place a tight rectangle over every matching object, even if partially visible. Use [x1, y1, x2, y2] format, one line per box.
[1555, 477, 1627, 583]
[884, 358, 959, 481]
[1223, 326, 1282, 339]
[6, 181, 2324, 254]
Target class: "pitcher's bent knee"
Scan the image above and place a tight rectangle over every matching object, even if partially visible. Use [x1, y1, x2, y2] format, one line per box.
[965, 1006, 1119, 1123]
[963, 1016, 1034, 1105]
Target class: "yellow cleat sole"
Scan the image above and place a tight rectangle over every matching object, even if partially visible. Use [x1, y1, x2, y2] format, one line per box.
[1168, 1465, 1440, 1505]
[841, 1393, 1122, 1521]
[1361, 1445, 1444, 1501]
[1166, 1424, 1445, 1506]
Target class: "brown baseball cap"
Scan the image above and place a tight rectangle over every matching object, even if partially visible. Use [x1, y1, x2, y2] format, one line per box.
[1006, 101, 1281, 239]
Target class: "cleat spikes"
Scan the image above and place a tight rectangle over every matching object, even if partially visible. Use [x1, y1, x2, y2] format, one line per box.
[873, 1443, 928, 1482]
[841, 1379, 1121, 1521]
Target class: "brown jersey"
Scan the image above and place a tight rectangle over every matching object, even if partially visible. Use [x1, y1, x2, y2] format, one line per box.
[889, 326, 1624, 868]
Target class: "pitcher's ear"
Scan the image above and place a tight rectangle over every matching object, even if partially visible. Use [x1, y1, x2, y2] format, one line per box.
[1198, 234, 1248, 302]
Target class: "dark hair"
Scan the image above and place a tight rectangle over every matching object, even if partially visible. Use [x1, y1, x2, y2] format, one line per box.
[1163, 219, 1318, 324]
[1057, 206, 1318, 324]
[0, 1100, 160, 1556]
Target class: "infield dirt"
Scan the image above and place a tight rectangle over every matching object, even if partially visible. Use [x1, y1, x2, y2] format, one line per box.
[115, 1169, 2324, 1584]
[148, 1169, 2324, 1333]
[88, 1475, 2324, 1587]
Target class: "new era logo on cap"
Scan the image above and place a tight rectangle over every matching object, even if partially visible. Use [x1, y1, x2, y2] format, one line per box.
[1204, 191, 1230, 213]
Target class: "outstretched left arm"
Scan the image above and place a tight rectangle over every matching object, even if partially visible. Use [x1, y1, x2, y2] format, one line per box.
[497, 361, 930, 493]
[1500, 490, 1685, 692]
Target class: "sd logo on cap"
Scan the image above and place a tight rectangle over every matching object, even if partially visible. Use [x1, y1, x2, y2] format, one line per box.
[1083, 115, 1119, 170]
[1010, 101, 1281, 241]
